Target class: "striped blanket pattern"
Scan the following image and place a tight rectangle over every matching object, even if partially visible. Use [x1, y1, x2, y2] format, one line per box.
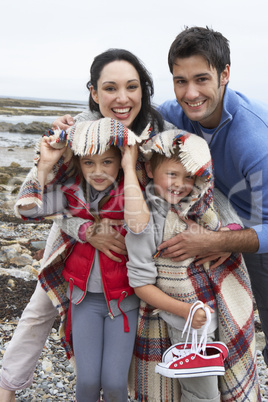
[14, 117, 151, 365]
[128, 130, 260, 401]
[128, 208, 261, 401]
[15, 125, 261, 400]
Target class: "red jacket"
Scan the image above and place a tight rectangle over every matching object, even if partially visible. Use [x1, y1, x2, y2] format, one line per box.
[61, 175, 134, 336]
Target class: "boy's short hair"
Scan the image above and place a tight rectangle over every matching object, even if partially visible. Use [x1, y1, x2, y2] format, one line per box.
[149, 147, 182, 174]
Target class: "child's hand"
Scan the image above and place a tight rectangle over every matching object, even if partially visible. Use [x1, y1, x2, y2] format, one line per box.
[39, 136, 67, 171]
[121, 144, 138, 172]
[196, 251, 231, 269]
[189, 303, 214, 329]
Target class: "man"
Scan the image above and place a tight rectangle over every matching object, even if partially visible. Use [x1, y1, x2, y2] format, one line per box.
[157, 26, 268, 365]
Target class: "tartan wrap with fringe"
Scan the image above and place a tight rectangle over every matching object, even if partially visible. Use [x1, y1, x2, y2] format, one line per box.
[15, 173, 147, 367]
[14, 118, 150, 367]
[128, 130, 260, 401]
[128, 202, 260, 402]
[14, 117, 150, 219]
[15, 125, 260, 400]
[128, 301, 181, 401]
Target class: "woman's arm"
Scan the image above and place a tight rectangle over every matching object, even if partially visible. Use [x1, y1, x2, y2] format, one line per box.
[52, 111, 100, 130]
[18, 186, 68, 218]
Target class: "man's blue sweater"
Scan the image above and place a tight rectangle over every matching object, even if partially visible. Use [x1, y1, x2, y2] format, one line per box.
[159, 86, 268, 253]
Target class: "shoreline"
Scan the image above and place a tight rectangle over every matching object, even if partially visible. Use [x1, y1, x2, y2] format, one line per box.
[0, 96, 87, 134]
[0, 96, 86, 111]
[0, 97, 86, 118]
[0, 145, 36, 167]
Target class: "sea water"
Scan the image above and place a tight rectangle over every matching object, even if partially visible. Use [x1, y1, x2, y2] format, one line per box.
[0, 96, 87, 125]
[0, 132, 41, 167]
[0, 132, 41, 148]
[0, 96, 87, 166]
[0, 115, 57, 124]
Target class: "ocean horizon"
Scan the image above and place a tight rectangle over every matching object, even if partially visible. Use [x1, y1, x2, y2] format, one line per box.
[0, 94, 88, 105]
[0, 96, 88, 125]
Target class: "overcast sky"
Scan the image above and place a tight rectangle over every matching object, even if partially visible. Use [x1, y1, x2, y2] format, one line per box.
[1, 0, 268, 106]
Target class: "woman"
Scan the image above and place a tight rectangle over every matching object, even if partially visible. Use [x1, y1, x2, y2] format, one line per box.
[0, 49, 177, 402]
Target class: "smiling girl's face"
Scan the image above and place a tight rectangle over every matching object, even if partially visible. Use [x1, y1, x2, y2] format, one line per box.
[90, 60, 142, 129]
[79, 147, 121, 191]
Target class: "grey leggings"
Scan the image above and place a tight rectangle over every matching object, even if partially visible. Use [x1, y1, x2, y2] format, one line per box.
[71, 292, 138, 402]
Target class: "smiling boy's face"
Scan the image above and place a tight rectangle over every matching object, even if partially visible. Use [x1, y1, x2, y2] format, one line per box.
[80, 147, 121, 191]
[146, 158, 195, 204]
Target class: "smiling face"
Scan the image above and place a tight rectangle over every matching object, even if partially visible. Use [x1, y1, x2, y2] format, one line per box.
[80, 147, 121, 192]
[90, 60, 142, 129]
[146, 158, 195, 205]
[172, 55, 230, 128]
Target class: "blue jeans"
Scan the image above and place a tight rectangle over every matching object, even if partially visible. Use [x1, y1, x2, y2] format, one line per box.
[243, 252, 268, 365]
[71, 292, 138, 402]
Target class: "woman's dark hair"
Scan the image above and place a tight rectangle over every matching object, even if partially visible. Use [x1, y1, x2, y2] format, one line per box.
[86, 48, 164, 134]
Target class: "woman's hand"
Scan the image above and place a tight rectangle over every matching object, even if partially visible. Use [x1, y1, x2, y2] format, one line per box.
[52, 114, 75, 131]
[121, 144, 138, 172]
[85, 218, 127, 262]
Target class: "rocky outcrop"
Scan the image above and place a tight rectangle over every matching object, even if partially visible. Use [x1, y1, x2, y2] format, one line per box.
[0, 121, 51, 134]
[0, 97, 86, 133]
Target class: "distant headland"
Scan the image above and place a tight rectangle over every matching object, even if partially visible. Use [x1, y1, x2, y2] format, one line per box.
[0, 97, 86, 134]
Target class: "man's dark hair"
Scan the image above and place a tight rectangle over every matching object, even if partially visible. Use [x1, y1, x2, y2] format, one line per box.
[168, 26, 230, 79]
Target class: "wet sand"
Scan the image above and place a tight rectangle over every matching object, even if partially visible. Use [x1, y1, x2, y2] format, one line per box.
[1, 146, 35, 168]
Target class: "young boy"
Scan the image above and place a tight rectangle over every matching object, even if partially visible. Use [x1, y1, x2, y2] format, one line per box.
[123, 129, 260, 401]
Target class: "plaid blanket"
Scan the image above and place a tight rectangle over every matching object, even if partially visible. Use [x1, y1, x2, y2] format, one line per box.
[128, 211, 260, 401]
[14, 118, 151, 366]
[15, 125, 260, 400]
[128, 130, 260, 401]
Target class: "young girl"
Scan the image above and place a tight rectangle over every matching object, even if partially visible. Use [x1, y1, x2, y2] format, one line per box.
[18, 117, 149, 402]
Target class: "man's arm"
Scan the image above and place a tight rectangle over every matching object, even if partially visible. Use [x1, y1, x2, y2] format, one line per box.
[158, 219, 259, 261]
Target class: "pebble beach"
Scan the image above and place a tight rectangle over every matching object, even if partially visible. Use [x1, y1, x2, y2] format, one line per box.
[0, 97, 268, 401]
